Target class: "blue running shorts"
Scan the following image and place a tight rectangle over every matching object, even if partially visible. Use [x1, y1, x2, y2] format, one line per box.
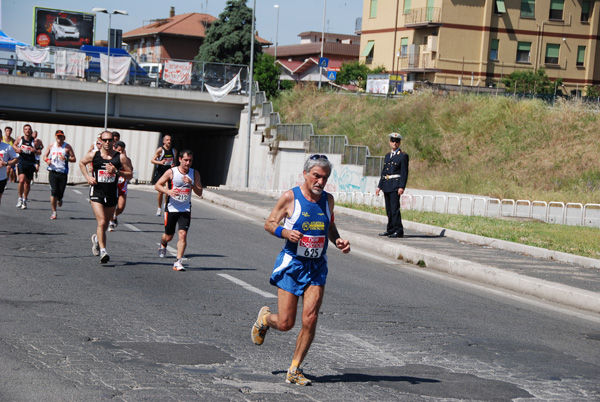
[270, 251, 328, 296]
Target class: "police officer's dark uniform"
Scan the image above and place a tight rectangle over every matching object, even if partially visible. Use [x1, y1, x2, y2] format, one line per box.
[377, 133, 409, 238]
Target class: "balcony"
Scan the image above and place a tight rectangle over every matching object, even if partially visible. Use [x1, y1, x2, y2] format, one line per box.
[398, 51, 437, 71]
[404, 7, 442, 27]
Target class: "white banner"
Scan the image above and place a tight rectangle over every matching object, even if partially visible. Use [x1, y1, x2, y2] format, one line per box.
[205, 70, 242, 102]
[15, 46, 50, 64]
[164, 60, 192, 85]
[100, 53, 131, 85]
[55, 50, 86, 77]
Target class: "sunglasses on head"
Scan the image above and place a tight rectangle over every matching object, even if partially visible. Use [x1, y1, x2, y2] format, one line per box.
[309, 154, 328, 160]
[100, 138, 113, 142]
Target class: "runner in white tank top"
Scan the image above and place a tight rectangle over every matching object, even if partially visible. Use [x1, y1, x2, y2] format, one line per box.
[155, 150, 203, 271]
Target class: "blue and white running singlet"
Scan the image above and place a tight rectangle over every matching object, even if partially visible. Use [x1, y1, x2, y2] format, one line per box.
[270, 186, 331, 295]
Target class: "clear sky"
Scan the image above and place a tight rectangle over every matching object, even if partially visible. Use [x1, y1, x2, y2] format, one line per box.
[1, 0, 363, 49]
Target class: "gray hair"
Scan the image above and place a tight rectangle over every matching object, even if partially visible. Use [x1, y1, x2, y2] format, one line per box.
[304, 155, 333, 176]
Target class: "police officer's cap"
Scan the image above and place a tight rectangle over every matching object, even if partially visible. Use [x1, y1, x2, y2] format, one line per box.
[389, 132, 403, 140]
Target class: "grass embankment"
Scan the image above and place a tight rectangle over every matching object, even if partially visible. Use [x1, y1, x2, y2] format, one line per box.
[273, 87, 600, 259]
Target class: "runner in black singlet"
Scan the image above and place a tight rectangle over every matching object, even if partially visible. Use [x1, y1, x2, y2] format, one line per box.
[79, 131, 132, 264]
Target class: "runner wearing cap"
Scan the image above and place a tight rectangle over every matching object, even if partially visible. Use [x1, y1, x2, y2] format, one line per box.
[43, 130, 76, 219]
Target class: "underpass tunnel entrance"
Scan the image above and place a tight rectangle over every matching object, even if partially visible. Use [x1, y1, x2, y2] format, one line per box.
[157, 129, 237, 187]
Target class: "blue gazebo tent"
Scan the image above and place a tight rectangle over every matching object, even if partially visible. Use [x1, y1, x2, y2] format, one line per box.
[0, 30, 27, 51]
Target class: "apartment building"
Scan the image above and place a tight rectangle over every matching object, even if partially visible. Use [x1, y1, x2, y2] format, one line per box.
[359, 0, 600, 94]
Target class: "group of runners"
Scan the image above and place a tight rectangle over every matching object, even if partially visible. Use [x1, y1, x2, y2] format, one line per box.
[3, 124, 353, 384]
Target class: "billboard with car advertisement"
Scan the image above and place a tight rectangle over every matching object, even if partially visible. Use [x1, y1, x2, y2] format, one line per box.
[33, 7, 95, 49]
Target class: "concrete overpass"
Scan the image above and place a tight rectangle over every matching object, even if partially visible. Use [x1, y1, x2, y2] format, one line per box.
[0, 74, 249, 186]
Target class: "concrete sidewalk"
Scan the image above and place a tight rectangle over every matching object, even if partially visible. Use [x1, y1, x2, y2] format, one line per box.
[201, 187, 600, 314]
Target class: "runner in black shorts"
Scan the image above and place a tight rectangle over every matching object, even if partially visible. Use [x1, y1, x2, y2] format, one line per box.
[79, 131, 132, 264]
[13, 124, 38, 209]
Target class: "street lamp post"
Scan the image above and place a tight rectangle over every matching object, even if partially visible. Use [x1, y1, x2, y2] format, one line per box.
[245, 0, 256, 188]
[274, 5, 279, 60]
[318, 0, 327, 89]
[92, 8, 128, 131]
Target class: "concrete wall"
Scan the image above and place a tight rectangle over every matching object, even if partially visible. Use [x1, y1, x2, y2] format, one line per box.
[2, 120, 160, 184]
[225, 107, 381, 194]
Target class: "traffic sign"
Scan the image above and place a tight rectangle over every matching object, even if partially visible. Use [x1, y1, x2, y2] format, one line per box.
[319, 57, 329, 68]
[327, 71, 337, 81]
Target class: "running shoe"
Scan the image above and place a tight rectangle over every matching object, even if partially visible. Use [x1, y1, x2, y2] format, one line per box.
[16, 198, 22, 208]
[251, 306, 271, 345]
[100, 250, 110, 264]
[57, 199, 63, 207]
[286, 369, 312, 386]
[158, 246, 167, 258]
[108, 221, 115, 232]
[91, 234, 100, 256]
[113, 217, 118, 229]
[173, 259, 185, 271]
[21, 200, 27, 210]
[50, 211, 57, 220]
[156, 207, 162, 216]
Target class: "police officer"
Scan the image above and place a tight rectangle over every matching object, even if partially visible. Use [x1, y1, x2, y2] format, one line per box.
[376, 132, 409, 238]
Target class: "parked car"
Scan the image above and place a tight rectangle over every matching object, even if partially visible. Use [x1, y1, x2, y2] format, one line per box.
[140, 63, 163, 79]
[80, 45, 149, 84]
[52, 17, 80, 40]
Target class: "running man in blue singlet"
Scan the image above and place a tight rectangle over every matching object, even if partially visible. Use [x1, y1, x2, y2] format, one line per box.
[251, 155, 351, 386]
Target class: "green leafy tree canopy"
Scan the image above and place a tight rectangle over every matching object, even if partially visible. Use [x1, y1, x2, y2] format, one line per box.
[502, 68, 562, 95]
[254, 53, 279, 99]
[335, 60, 386, 90]
[195, 0, 262, 65]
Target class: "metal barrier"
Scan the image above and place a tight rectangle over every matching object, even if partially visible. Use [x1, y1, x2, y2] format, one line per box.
[310, 135, 346, 154]
[276, 124, 313, 141]
[0, 49, 249, 95]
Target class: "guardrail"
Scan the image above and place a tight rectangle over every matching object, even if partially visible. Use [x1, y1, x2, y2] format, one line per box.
[323, 191, 600, 229]
[0, 48, 249, 95]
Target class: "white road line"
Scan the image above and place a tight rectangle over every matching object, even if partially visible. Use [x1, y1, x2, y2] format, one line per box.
[72, 189, 83, 195]
[218, 274, 277, 298]
[155, 243, 178, 257]
[125, 223, 142, 232]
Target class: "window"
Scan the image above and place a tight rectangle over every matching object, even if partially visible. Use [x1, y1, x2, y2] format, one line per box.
[516, 42, 531, 63]
[400, 37, 408, 57]
[494, 0, 506, 14]
[581, 1, 592, 22]
[370, 0, 378, 18]
[549, 0, 564, 20]
[403, 0, 411, 15]
[362, 40, 375, 62]
[577, 46, 586, 67]
[545, 44, 560, 64]
[521, 0, 535, 18]
[490, 39, 499, 60]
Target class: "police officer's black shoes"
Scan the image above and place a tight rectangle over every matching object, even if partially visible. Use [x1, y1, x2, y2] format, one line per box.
[379, 231, 393, 236]
[389, 231, 404, 238]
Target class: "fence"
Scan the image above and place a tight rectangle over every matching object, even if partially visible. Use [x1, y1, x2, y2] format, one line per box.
[0, 48, 249, 95]
[275, 124, 313, 141]
[324, 191, 600, 229]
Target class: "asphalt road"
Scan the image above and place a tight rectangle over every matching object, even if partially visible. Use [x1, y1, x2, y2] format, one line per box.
[1, 184, 599, 401]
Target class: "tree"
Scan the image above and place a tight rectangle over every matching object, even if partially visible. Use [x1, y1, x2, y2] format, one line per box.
[195, 0, 262, 65]
[502, 68, 562, 95]
[335, 60, 386, 90]
[254, 53, 280, 99]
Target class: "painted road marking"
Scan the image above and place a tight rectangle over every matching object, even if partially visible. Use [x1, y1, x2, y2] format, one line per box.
[218, 274, 277, 298]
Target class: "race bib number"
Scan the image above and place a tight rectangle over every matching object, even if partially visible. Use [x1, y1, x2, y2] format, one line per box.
[297, 235, 325, 259]
[21, 145, 34, 154]
[97, 169, 116, 183]
[163, 157, 174, 166]
[173, 187, 190, 202]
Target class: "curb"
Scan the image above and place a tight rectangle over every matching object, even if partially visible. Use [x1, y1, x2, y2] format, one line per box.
[335, 205, 600, 270]
[202, 190, 600, 314]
